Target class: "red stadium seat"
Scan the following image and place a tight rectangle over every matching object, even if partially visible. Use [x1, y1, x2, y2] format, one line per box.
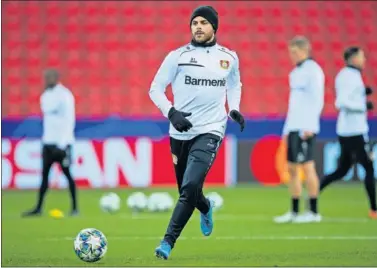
[2, 1, 377, 117]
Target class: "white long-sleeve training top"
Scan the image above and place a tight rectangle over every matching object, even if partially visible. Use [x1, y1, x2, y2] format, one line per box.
[149, 43, 242, 140]
[335, 66, 369, 137]
[282, 59, 325, 136]
[40, 83, 75, 149]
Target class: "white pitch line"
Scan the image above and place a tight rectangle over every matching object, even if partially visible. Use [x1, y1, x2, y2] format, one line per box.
[2, 214, 369, 223]
[120, 214, 369, 223]
[43, 235, 377, 242]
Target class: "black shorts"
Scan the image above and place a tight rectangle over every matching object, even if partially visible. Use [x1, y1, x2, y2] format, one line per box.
[43, 144, 72, 168]
[287, 131, 316, 164]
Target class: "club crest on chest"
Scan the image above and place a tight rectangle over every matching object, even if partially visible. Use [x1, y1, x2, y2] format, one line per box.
[220, 60, 230, 69]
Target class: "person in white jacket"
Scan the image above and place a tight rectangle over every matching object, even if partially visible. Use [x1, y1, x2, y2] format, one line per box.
[22, 69, 78, 217]
[320, 47, 376, 219]
[149, 6, 244, 260]
[274, 36, 325, 224]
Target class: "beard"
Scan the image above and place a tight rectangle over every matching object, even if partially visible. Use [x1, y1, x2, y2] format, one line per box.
[193, 33, 213, 44]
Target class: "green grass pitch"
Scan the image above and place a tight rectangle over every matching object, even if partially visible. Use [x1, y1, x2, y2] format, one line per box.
[2, 184, 376, 266]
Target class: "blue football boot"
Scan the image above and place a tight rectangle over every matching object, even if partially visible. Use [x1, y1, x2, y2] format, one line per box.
[200, 198, 214, 236]
[155, 240, 172, 260]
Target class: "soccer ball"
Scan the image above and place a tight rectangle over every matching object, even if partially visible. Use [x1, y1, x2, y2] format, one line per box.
[73, 228, 108, 263]
[147, 192, 174, 212]
[206, 192, 224, 211]
[100, 192, 121, 213]
[126, 192, 148, 212]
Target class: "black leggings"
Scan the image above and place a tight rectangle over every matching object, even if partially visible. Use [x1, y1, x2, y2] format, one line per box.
[36, 145, 77, 211]
[320, 135, 376, 211]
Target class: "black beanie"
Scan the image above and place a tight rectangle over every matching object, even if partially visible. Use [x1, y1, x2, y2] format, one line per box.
[190, 6, 219, 33]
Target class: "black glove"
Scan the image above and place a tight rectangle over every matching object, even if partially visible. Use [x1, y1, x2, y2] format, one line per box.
[367, 101, 374, 111]
[365, 86, 373, 95]
[230, 110, 245, 132]
[168, 107, 193, 132]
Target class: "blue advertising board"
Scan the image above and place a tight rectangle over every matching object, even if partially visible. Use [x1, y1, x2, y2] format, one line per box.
[3, 117, 377, 139]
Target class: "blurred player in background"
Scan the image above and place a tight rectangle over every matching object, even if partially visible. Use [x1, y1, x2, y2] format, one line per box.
[22, 69, 78, 217]
[149, 5, 244, 259]
[320, 47, 376, 219]
[274, 36, 325, 223]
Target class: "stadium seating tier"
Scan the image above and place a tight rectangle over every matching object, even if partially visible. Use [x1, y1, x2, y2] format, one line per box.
[3, 1, 377, 117]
